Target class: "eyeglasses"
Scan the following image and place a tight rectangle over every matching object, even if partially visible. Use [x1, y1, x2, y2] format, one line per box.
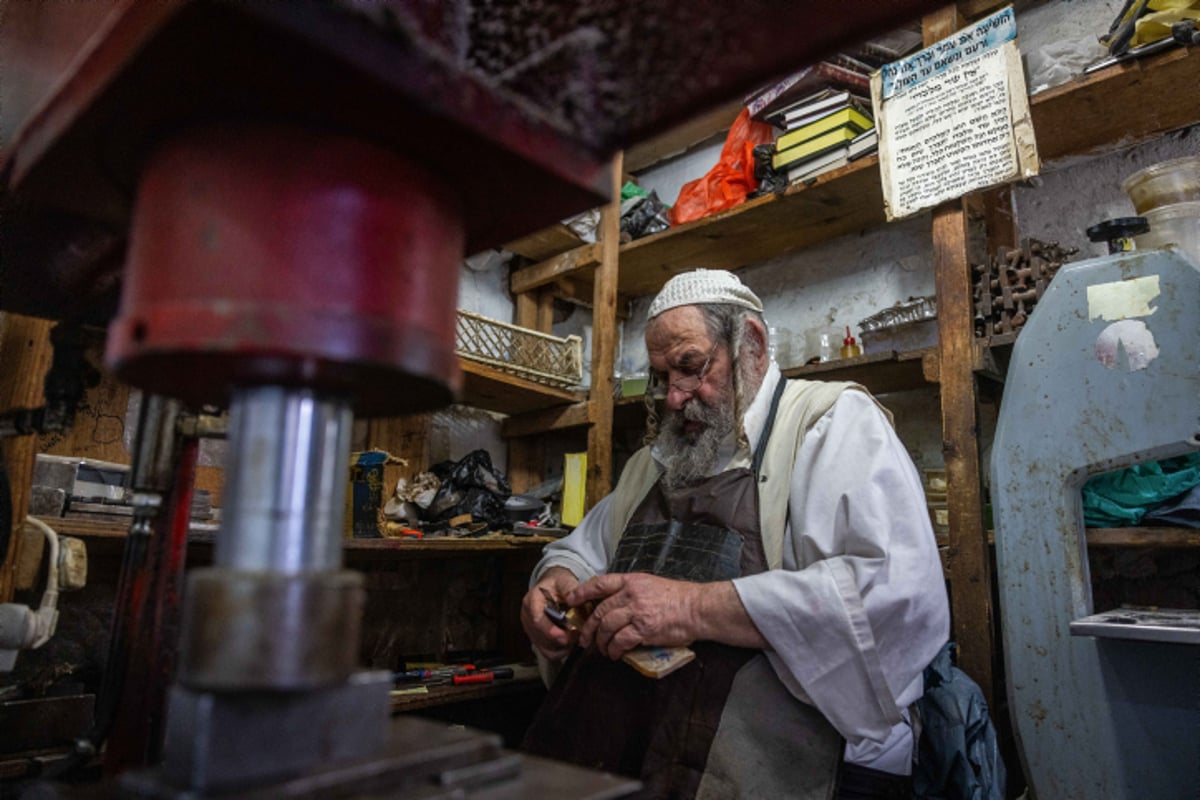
[646, 343, 718, 400]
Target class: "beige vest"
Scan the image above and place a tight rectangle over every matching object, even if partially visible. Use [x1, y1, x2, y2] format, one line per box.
[608, 379, 887, 570]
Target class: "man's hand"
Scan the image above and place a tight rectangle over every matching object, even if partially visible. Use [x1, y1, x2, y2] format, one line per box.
[568, 573, 702, 660]
[568, 573, 768, 660]
[521, 566, 581, 662]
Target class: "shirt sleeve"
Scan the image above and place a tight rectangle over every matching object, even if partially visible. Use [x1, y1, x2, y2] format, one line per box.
[531, 493, 615, 587]
[732, 390, 950, 747]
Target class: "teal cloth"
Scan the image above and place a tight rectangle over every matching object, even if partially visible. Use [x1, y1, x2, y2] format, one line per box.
[1082, 453, 1200, 526]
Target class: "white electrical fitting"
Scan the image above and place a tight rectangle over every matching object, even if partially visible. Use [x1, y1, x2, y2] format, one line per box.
[0, 516, 84, 672]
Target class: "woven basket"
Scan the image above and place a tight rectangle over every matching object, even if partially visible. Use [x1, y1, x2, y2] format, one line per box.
[455, 310, 583, 389]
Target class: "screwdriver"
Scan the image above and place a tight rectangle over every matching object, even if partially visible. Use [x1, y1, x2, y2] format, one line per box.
[451, 667, 515, 685]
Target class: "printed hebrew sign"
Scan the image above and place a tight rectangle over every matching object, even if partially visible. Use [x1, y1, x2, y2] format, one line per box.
[871, 6, 1039, 220]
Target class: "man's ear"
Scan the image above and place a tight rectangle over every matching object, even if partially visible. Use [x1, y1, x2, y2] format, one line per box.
[744, 317, 769, 364]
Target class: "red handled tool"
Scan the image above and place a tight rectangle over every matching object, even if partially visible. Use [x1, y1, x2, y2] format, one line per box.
[452, 667, 515, 685]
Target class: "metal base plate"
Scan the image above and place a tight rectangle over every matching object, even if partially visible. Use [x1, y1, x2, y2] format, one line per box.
[1070, 606, 1200, 644]
[122, 715, 639, 799]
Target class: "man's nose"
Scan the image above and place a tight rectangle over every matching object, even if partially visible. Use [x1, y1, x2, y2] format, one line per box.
[665, 384, 697, 410]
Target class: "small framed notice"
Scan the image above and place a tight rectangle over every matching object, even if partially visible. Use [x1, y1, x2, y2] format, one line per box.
[871, 6, 1039, 221]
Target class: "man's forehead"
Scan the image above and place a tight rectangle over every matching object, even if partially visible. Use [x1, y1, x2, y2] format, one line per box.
[646, 306, 710, 352]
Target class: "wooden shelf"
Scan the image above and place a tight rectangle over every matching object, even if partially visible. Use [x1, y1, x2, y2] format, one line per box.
[616, 157, 886, 298]
[458, 359, 584, 416]
[515, 44, 1200, 308]
[38, 515, 557, 555]
[781, 347, 936, 394]
[935, 527, 1199, 548]
[1030, 44, 1200, 162]
[1085, 527, 1200, 548]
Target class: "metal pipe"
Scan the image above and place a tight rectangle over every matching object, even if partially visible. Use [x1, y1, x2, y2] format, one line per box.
[217, 386, 351, 573]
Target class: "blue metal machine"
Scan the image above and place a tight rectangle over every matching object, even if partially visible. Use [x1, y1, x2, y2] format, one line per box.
[992, 247, 1200, 798]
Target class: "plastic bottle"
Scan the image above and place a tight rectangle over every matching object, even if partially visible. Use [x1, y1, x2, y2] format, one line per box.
[840, 326, 862, 359]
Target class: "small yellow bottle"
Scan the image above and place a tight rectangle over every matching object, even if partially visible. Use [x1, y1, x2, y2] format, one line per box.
[840, 326, 862, 359]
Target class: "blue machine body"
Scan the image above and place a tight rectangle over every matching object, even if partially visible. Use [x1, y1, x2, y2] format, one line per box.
[991, 247, 1200, 798]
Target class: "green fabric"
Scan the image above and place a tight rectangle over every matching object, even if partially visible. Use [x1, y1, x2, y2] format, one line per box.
[1082, 453, 1200, 526]
[621, 181, 649, 201]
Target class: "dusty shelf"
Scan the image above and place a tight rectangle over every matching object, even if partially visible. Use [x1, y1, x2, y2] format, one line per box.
[781, 348, 936, 394]
[458, 359, 584, 416]
[1030, 44, 1200, 162]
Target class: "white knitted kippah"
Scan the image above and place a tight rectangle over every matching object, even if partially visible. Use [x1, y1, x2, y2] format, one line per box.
[647, 269, 764, 319]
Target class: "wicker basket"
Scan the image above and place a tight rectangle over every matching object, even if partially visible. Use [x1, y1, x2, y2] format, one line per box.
[455, 310, 583, 389]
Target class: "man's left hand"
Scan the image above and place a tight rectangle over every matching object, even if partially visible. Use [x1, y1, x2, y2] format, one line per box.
[567, 573, 703, 660]
[568, 573, 769, 660]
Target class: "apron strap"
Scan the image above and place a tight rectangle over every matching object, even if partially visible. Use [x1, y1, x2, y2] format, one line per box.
[750, 376, 788, 481]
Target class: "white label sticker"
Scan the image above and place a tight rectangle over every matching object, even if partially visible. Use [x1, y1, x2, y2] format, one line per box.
[1086, 275, 1160, 320]
[1095, 319, 1160, 371]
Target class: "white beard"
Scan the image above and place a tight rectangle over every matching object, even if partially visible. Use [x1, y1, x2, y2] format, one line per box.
[656, 396, 736, 491]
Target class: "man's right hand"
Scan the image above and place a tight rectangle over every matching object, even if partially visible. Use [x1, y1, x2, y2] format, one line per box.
[521, 566, 581, 662]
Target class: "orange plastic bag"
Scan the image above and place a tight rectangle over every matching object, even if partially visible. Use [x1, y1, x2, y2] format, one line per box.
[669, 108, 775, 226]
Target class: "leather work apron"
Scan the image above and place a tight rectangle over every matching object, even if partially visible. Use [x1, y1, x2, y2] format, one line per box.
[523, 380, 842, 799]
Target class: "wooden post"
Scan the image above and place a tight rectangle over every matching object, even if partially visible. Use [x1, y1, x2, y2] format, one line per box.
[514, 291, 539, 331]
[585, 153, 622, 508]
[535, 289, 555, 335]
[514, 287, 556, 335]
[0, 313, 55, 602]
[924, 5, 995, 705]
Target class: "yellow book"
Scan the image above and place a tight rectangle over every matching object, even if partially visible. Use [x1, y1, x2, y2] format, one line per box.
[562, 452, 587, 526]
[772, 125, 861, 170]
[776, 107, 873, 153]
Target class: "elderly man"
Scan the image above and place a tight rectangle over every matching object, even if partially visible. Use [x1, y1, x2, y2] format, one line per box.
[520, 269, 949, 799]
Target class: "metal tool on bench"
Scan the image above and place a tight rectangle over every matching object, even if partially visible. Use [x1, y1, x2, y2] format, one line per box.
[991, 246, 1200, 798]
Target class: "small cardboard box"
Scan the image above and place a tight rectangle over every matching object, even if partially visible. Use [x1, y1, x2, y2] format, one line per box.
[345, 450, 408, 539]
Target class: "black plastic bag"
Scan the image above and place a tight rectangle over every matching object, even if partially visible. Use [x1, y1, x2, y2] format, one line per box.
[424, 449, 512, 529]
[620, 191, 672, 240]
[747, 142, 788, 198]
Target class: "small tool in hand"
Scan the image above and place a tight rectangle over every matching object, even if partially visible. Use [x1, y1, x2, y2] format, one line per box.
[539, 587, 695, 680]
[540, 586, 593, 631]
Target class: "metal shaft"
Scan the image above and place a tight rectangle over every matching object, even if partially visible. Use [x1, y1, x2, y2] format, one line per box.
[218, 386, 351, 572]
[178, 385, 362, 691]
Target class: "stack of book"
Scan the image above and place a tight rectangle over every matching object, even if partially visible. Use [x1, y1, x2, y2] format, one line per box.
[745, 56, 871, 122]
[769, 91, 879, 184]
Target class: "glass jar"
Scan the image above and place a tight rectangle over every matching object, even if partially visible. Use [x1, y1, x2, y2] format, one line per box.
[1134, 201, 1200, 264]
[1121, 156, 1200, 214]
